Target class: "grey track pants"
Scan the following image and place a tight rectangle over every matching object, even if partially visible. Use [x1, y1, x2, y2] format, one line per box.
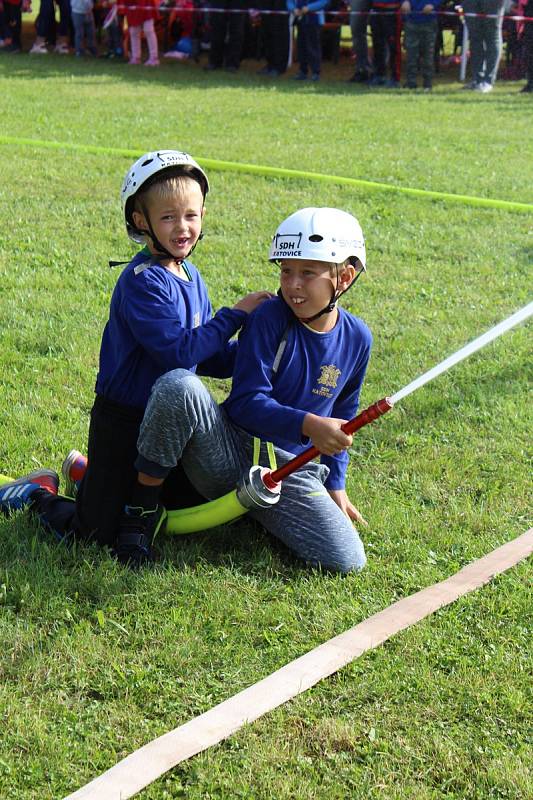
[463, 0, 504, 85]
[135, 369, 366, 574]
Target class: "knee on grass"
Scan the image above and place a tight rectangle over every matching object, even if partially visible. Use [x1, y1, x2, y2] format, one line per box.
[315, 534, 367, 575]
[325, 549, 367, 575]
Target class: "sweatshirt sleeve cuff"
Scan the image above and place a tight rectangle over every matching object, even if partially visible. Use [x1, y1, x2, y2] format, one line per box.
[216, 306, 247, 329]
[321, 454, 347, 490]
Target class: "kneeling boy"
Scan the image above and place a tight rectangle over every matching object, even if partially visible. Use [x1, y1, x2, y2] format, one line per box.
[124, 207, 372, 572]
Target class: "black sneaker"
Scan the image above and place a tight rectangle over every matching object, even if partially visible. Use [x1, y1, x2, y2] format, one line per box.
[348, 70, 369, 83]
[114, 505, 167, 568]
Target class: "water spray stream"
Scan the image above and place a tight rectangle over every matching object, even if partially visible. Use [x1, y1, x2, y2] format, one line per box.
[390, 301, 533, 404]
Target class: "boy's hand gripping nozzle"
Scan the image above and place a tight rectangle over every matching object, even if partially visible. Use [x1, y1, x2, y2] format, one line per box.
[257, 398, 394, 496]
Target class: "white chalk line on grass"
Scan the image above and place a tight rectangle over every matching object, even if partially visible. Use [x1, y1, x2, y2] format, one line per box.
[1, 135, 532, 213]
[64, 528, 533, 800]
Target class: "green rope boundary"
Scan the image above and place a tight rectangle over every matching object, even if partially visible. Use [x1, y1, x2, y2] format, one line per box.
[2, 135, 532, 213]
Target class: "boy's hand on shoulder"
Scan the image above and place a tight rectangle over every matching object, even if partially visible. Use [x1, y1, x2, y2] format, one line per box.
[233, 291, 273, 314]
[328, 489, 368, 527]
[302, 413, 353, 456]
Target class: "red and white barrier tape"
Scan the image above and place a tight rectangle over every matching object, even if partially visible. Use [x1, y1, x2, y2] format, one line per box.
[111, 5, 533, 21]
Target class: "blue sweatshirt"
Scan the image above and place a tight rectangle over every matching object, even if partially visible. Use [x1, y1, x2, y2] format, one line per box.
[286, 0, 329, 26]
[96, 249, 246, 409]
[223, 297, 372, 490]
[403, 0, 442, 23]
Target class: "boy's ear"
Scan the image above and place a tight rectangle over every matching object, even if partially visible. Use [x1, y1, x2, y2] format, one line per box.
[338, 263, 357, 290]
[132, 209, 148, 233]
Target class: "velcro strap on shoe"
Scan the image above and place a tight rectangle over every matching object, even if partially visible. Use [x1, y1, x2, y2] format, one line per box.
[116, 532, 150, 551]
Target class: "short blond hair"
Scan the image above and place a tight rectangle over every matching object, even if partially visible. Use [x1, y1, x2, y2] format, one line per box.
[132, 165, 207, 215]
[138, 175, 200, 212]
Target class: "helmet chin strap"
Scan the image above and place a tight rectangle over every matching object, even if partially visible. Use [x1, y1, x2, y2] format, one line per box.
[277, 266, 341, 325]
[300, 265, 363, 324]
[136, 202, 203, 263]
[300, 294, 337, 325]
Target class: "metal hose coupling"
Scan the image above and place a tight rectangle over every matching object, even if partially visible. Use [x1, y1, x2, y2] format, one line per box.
[236, 466, 281, 510]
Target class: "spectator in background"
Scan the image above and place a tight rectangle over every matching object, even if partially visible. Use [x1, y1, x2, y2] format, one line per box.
[205, 0, 248, 72]
[30, 0, 72, 53]
[256, 0, 290, 76]
[369, 0, 402, 86]
[101, 1, 124, 58]
[401, 0, 441, 89]
[348, 0, 372, 81]
[257, 0, 289, 78]
[503, 0, 525, 78]
[71, 0, 97, 55]
[0, 1, 9, 48]
[461, 0, 505, 91]
[287, 0, 329, 82]
[122, 0, 159, 65]
[163, 0, 196, 60]
[521, 0, 533, 90]
[2, 0, 31, 52]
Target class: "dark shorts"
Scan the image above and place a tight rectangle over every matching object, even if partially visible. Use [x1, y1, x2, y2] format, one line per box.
[35, 395, 205, 548]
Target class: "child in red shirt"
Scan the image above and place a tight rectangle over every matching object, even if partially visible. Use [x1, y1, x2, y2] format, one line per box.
[163, 0, 195, 60]
[121, 0, 159, 65]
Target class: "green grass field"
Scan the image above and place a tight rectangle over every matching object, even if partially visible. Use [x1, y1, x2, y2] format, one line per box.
[0, 52, 531, 799]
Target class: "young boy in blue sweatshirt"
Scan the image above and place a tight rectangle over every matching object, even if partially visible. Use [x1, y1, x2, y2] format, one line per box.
[287, 0, 330, 81]
[0, 150, 269, 561]
[120, 207, 372, 572]
[401, 0, 442, 89]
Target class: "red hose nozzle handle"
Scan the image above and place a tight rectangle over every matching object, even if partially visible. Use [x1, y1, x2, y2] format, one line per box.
[262, 397, 394, 489]
[340, 396, 394, 436]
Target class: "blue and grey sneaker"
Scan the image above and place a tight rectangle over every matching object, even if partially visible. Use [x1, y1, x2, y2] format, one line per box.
[0, 469, 59, 513]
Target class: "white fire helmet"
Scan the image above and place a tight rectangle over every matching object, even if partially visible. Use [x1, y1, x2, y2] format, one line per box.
[121, 150, 209, 243]
[268, 207, 366, 271]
